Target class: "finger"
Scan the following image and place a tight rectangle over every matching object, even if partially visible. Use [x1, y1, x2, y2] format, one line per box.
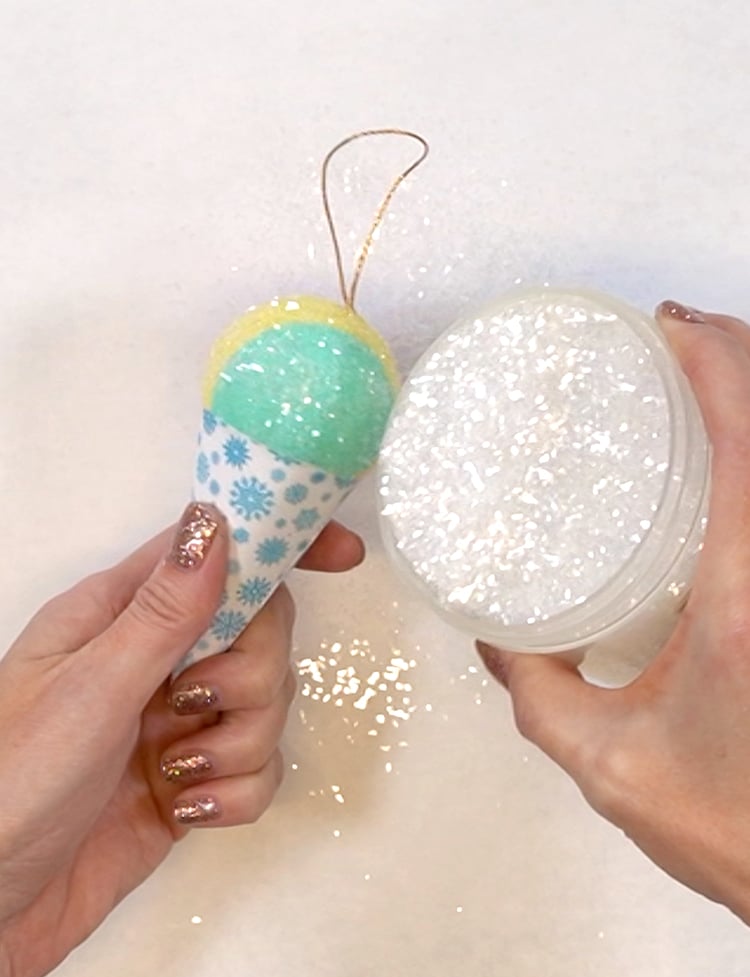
[172, 750, 284, 828]
[168, 586, 294, 715]
[701, 311, 750, 357]
[84, 503, 229, 704]
[9, 528, 174, 658]
[296, 520, 365, 573]
[160, 672, 296, 785]
[656, 303, 750, 596]
[476, 642, 605, 775]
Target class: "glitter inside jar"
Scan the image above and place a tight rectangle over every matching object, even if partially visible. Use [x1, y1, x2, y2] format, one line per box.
[378, 287, 709, 663]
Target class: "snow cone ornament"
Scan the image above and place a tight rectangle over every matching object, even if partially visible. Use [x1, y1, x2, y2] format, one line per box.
[186, 130, 428, 666]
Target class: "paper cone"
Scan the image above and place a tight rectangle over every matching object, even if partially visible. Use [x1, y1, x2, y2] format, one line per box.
[177, 409, 355, 670]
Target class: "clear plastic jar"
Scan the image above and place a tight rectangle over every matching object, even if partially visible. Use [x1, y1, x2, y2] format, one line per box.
[378, 287, 709, 683]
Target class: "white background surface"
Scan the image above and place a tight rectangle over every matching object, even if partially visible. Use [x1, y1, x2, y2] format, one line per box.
[2, 1, 750, 974]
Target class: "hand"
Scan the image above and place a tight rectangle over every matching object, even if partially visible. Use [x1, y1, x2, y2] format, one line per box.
[0, 504, 364, 977]
[477, 303, 750, 924]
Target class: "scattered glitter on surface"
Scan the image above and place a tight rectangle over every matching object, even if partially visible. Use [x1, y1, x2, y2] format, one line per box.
[297, 637, 419, 738]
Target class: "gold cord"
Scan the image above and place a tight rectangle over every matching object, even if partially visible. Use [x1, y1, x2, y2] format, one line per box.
[320, 129, 429, 311]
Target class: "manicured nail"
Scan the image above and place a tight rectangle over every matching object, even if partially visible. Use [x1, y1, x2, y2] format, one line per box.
[161, 754, 213, 784]
[476, 641, 509, 688]
[174, 796, 221, 825]
[168, 502, 221, 570]
[170, 683, 220, 715]
[655, 301, 706, 324]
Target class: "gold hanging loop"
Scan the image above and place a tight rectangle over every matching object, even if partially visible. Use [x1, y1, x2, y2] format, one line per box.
[320, 128, 430, 311]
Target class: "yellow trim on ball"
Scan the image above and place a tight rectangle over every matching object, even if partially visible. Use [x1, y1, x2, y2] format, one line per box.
[201, 295, 400, 406]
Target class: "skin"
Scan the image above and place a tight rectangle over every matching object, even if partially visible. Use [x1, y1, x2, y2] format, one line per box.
[477, 304, 750, 925]
[0, 515, 364, 977]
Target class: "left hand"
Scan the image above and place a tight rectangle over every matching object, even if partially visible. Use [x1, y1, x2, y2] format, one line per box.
[0, 506, 363, 977]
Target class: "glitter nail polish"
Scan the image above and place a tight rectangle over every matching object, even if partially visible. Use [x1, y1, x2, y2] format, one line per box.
[170, 683, 220, 715]
[168, 502, 221, 570]
[161, 754, 213, 783]
[656, 301, 707, 324]
[378, 287, 709, 683]
[174, 796, 221, 824]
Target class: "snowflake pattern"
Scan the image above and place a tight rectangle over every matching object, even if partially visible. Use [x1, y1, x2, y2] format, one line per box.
[190, 417, 360, 664]
[230, 476, 274, 520]
[256, 536, 289, 566]
[284, 483, 308, 504]
[211, 609, 248, 642]
[196, 452, 210, 484]
[223, 435, 250, 468]
[294, 507, 320, 531]
[237, 576, 273, 606]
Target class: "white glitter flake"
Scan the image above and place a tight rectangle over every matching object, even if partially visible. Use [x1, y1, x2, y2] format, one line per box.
[379, 294, 672, 628]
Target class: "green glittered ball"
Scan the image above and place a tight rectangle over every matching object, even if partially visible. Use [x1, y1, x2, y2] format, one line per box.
[208, 300, 398, 479]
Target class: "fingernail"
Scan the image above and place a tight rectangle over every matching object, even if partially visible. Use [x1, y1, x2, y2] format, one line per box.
[161, 754, 213, 784]
[174, 796, 221, 825]
[170, 683, 220, 715]
[655, 301, 706, 324]
[476, 641, 509, 688]
[168, 502, 222, 570]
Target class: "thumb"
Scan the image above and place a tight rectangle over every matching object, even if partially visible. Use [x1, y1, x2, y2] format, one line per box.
[87, 502, 228, 703]
[476, 641, 605, 776]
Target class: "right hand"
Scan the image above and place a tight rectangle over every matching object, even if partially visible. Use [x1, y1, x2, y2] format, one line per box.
[477, 303, 750, 923]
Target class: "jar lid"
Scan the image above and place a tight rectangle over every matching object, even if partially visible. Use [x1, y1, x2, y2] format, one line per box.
[377, 286, 703, 650]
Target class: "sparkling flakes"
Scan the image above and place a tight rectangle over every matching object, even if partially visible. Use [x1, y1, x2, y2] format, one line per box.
[297, 637, 418, 736]
[379, 291, 677, 631]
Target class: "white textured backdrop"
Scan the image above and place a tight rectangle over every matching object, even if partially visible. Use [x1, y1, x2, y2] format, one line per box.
[1, 1, 749, 974]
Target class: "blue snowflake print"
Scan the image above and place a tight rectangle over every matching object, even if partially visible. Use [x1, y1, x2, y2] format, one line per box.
[284, 483, 308, 505]
[219, 590, 229, 607]
[237, 576, 273, 606]
[197, 638, 210, 651]
[276, 518, 287, 529]
[335, 475, 355, 490]
[203, 409, 217, 435]
[230, 476, 274, 520]
[209, 479, 221, 496]
[223, 435, 250, 468]
[321, 492, 332, 502]
[211, 609, 248, 642]
[271, 468, 287, 483]
[294, 507, 320, 531]
[297, 540, 310, 553]
[256, 536, 289, 566]
[310, 471, 327, 484]
[228, 558, 241, 575]
[211, 451, 220, 464]
[196, 452, 210, 484]
[232, 527, 250, 544]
